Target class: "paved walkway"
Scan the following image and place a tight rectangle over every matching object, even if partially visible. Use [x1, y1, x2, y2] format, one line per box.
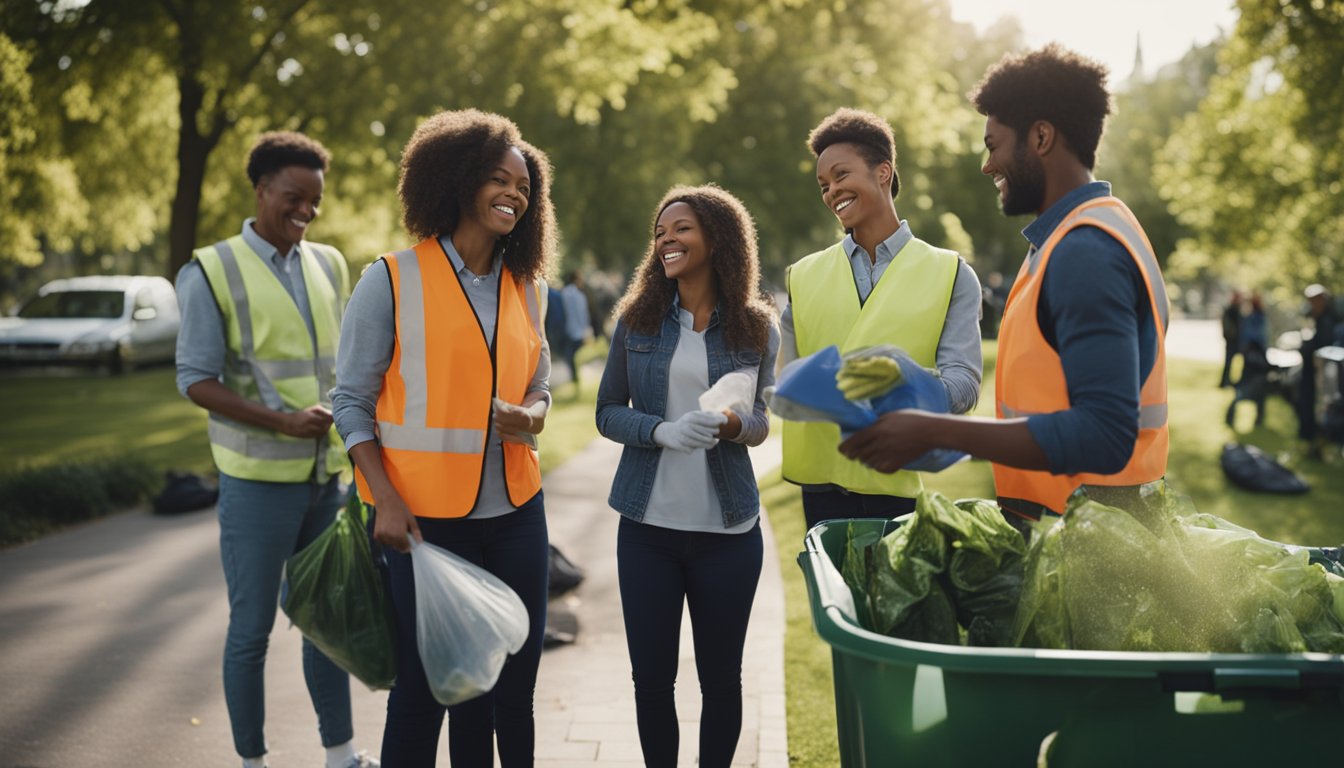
[0, 434, 788, 768]
[533, 436, 787, 768]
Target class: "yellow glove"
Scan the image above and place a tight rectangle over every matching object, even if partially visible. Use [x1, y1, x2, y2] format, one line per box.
[836, 355, 903, 400]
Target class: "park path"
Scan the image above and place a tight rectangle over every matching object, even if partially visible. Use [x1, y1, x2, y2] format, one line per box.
[0, 435, 787, 768]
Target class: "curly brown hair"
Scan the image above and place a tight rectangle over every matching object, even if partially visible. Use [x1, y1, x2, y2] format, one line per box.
[807, 108, 900, 198]
[397, 109, 557, 282]
[615, 185, 776, 353]
[246, 131, 330, 186]
[969, 44, 1112, 170]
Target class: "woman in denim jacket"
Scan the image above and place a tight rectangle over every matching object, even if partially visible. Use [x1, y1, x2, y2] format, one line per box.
[595, 185, 779, 768]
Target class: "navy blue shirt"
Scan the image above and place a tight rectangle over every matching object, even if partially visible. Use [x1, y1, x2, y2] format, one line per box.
[1020, 182, 1158, 476]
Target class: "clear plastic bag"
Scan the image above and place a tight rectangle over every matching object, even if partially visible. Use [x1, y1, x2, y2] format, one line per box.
[698, 369, 757, 420]
[410, 538, 531, 706]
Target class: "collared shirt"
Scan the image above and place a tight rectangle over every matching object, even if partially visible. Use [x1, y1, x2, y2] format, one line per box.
[842, 222, 914, 304]
[1018, 181, 1159, 476]
[777, 222, 983, 414]
[174, 218, 317, 396]
[331, 235, 551, 519]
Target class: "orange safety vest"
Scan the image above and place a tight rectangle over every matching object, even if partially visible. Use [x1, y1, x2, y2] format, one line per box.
[993, 196, 1170, 516]
[354, 238, 543, 518]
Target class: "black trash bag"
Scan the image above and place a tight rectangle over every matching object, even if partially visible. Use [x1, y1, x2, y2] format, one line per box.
[548, 545, 585, 598]
[543, 600, 579, 649]
[1219, 443, 1310, 494]
[152, 471, 218, 515]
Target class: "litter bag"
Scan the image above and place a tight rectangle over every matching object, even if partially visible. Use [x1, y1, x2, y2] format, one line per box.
[767, 344, 967, 472]
[840, 492, 1022, 645]
[410, 538, 530, 706]
[281, 500, 397, 690]
[1011, 485, 1344, 653]
[699, 369, 758, 421]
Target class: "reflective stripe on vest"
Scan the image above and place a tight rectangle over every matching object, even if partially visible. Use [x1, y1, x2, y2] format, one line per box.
[992, 196, 1170, 515]
[193, 235, 350, 482]
[781, 238, 960, 496]
[354, 238, 543, 518]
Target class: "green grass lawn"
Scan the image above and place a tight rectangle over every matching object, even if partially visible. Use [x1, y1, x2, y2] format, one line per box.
[763, 345, 1344, 768]
[0, 366, 214, 473]
[0, 337, 609, 479]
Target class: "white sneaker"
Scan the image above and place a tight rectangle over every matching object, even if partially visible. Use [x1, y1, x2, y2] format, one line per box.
[343, 751, 379, 768]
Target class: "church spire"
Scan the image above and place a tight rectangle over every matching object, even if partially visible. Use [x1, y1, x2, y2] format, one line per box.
[1129, 33, 1145, 83]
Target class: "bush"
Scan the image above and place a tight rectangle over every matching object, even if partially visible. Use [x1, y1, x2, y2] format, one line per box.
[0, 455, 161, 547]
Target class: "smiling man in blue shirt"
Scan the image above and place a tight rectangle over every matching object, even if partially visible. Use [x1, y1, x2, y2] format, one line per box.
[841, 45, 1171, 528]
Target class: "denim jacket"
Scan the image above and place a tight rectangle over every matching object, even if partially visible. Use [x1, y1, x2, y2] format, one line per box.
[596, 306, 780, 527]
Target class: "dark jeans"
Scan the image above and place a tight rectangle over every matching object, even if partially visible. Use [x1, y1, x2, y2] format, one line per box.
[1298, 374, 1318, 441]
[1220, 343, 1238, 387]
[562, 336, 582, 384]
[801, 486, 916, 532]
[616, 516, 763, 768]
[377, 493, 549, 768]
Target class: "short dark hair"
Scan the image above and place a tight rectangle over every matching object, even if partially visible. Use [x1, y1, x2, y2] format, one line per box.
[807, 108, 900, 198]
[969, 44, 1112, 169]
[246, 131, 330, 186]
[397, 109, 557, 283]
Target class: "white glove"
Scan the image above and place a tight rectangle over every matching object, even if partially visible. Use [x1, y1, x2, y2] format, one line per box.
[653, 410, 727, 453]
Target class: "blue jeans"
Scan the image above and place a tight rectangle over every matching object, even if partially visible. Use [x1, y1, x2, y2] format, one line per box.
[616, 516, 762, 768]
[217, 473, 352, 759]
[378, 492, 550, 768]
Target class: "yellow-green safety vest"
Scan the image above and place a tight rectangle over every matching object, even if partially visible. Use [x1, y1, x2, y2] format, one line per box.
[192, 234, 351, 483]
[782, 238, 959, 496]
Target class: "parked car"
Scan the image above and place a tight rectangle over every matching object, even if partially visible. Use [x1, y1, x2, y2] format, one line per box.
[0, 275, 180, 372]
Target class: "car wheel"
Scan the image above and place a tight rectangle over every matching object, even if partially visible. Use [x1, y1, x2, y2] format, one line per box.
[107, 348, 125, 375]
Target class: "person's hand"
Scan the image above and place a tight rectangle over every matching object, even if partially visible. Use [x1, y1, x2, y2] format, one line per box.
[372, 489, 422, 553]
[653, 410, 727, 452]
[715, 409, 743, 440]
[838, 410, 931, 473]
[280, 405, 333, 438]
[493, 397, 547, 444]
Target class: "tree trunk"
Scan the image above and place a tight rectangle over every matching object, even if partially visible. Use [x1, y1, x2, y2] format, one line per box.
[166, 72, 214, 278]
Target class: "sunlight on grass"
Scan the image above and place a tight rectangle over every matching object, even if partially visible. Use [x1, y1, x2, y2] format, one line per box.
[0, 368, 214, 473]
[763, 343, 1344, 767]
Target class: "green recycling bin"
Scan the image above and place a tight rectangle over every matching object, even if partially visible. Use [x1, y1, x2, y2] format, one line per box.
[798, 518, 1344, 767]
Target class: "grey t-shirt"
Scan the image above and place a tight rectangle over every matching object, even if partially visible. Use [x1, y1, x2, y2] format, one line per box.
[330, 235, 551, 519]
[642, 308, 757, 534]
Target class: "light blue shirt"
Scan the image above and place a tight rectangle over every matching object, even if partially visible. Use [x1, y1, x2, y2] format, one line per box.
[331, 235, 551, 519]
[842, 222, 914, 304]
[561, 283, 590, 342]
[174, 218, 317, 396]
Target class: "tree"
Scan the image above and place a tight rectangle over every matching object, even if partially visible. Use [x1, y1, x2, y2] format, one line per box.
[0, 32, 45, 267]
[1155, 0, 1343, 296]
[1100, 40, 1221, 270]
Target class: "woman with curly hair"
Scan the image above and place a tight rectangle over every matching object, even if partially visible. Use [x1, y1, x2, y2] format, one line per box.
[331, 109, 556, 767]
[595, 184, 779, 768]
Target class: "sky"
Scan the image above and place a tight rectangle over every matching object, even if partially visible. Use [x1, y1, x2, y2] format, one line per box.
[946, 0, 1241, 80]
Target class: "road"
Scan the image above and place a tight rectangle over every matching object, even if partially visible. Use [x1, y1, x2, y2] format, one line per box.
[0, 507, 390, 767]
